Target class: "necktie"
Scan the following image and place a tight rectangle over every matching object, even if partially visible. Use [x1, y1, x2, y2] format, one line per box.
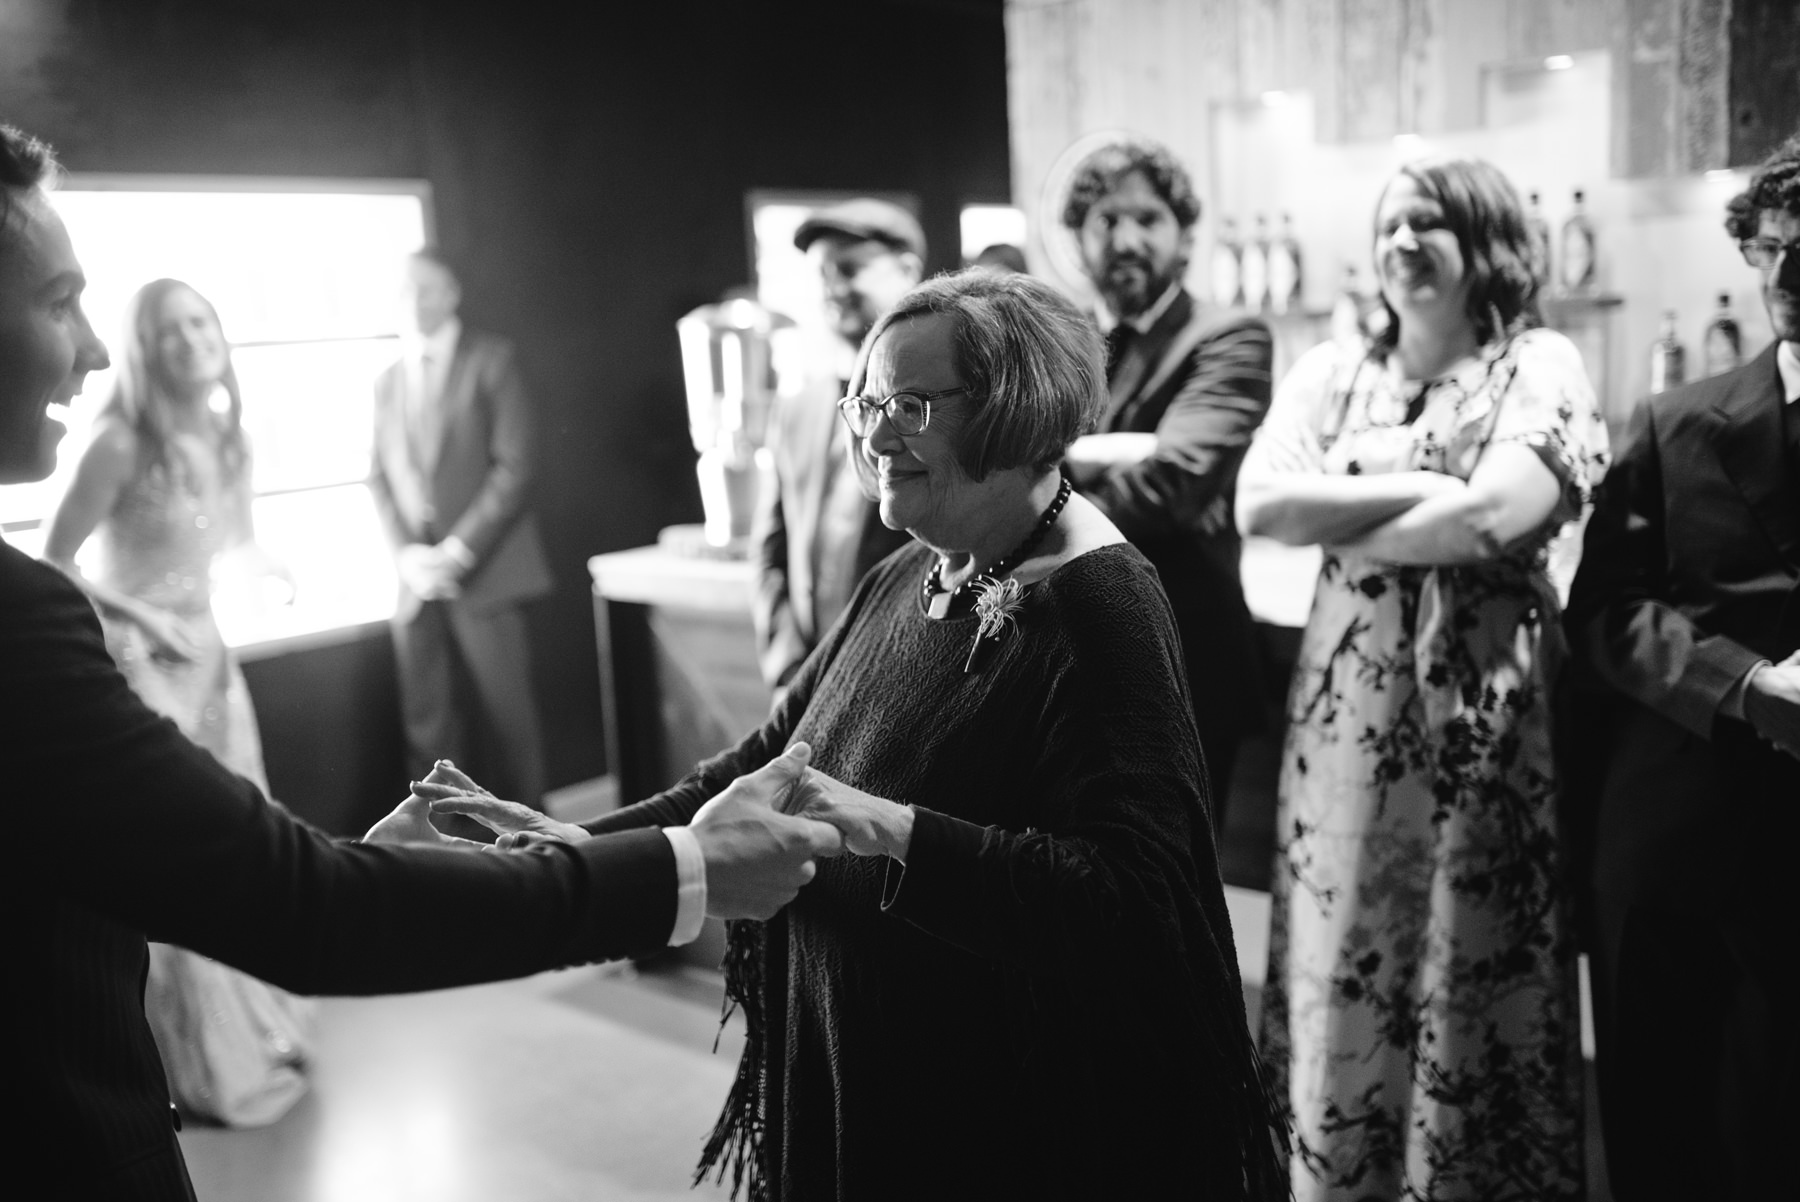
[1105, 324, 1132, 378]
[411, 350, 442, 471]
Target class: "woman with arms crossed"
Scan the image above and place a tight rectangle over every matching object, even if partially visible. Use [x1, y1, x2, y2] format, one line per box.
[1239, 156, 1606, 1200]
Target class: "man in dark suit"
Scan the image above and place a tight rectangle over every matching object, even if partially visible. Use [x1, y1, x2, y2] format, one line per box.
[752, 199, 919, 692]
[1061, 140, 1273, 827]
[1, 124, 840, 1199]
[1564, 133, 1800, 1201]
[371, 248, 552, 807]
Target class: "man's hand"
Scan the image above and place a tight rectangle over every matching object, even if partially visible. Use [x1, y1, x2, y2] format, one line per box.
[785, 766, 914, 860]
[1744, 661, 1800, 761]
[688, 743, 844, 919]
[397, 542, 461, 601]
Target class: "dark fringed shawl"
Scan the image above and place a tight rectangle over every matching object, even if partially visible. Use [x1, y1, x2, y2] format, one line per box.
[601, 543, 1287, 1200]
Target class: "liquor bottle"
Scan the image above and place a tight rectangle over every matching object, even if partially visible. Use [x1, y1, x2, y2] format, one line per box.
[1702, 292, 1742, 377]
[1210, 217, 1243, 307]
[1329, 264, 1365, 346]
[1649, 309, 1685, 394]
[1524, 190, 1552, 290]
[1267, 213, 1303, 315]
[1240, 215, 1270, 312]
[1559, 188, 1596, 295]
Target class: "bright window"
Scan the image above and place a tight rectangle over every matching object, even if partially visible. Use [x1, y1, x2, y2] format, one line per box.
[1, 178, 429, 654]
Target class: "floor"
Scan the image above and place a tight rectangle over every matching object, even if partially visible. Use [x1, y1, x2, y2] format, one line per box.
[180, 891, 1612, 1202]
[179, 961, 743, 1202]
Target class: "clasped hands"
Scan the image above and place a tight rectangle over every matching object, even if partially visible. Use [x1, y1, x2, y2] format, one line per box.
[1744, 650, 1800, 762]
[396, 542, 463, 601]
[362, 744, 912, 920]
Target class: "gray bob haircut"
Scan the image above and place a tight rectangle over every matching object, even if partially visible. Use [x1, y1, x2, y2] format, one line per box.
[848, 269, 1106, 484]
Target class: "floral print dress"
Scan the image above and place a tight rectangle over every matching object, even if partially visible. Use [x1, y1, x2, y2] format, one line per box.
[1249, 330, 1607, 1200]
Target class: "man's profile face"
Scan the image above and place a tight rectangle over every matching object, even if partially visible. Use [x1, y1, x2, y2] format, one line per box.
[1754, 207, 1800, 344]
[810, 235, 920, 347]
[403, 256, 461, 338]
[1078, 169, 1192, 319]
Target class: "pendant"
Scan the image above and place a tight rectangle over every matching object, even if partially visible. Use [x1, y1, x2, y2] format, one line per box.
[927, 591, 953, 620]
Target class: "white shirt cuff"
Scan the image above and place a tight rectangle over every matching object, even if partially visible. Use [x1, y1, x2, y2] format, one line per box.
[661, 826, 707, 947]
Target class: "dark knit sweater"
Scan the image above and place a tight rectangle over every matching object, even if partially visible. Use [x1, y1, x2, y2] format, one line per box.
[590, 541, 1277, 1200]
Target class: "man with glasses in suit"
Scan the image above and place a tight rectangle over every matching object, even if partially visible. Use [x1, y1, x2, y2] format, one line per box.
[753, 200, 919, 694]
[1566, 132, 1800, 1201]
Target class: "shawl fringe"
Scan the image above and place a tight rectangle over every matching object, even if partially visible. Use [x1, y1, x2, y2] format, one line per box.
[694, 920, 768, 1202]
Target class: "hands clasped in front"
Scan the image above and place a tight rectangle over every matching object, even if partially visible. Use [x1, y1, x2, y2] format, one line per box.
[361, 743, 910, 920]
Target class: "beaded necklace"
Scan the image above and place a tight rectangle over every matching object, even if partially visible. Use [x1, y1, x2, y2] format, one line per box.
[921, 474, 1072, 619]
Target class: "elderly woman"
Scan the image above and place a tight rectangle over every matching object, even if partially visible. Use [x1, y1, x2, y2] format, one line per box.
[1237, 157, 1607, 1200]
[443, 270, 1282, 1199]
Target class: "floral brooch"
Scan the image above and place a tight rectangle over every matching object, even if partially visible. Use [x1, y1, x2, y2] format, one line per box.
[965, 575, 1026, 673]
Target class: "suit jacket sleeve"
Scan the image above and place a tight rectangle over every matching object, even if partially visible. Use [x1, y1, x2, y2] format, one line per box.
[1087, 317, 1274, 541]
[751, 413, 810, 688]
[446, 338, 538, 566]
[367, 366, 408, 548]
[1564, 396, 1765, 739]
[5, 547, 675, 992]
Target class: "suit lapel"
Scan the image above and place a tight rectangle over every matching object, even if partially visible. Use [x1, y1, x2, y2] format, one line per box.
[1712, 343, 1800, 568]
[1105, 289, 1193, 429]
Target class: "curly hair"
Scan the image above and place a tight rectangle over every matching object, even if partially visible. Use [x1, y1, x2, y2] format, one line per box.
[1725, 131, 1800, 240]
[1061, 139, 1202, 231]
[846, 268, 1106, 487]
[1370, 156, 1542, 356]
[0, 124, 60, 259]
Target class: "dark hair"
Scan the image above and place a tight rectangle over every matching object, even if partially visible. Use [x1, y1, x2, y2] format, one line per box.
[0, 125, 60, 260]
[1725, 132, 1800, 240]
[971, 243, 1028, 274]
[847, 269, 1105, 485]
[1061, 139, 1202, 231]
[100, 279, 249, 487]
[1370, 156, 1540, 355]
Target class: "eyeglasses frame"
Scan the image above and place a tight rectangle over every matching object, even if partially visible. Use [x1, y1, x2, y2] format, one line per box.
[1739, 237, 1800, 271]
[837, 385, 970, 437]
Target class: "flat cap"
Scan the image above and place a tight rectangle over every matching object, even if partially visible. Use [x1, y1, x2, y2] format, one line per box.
[793, 198, 927, 258]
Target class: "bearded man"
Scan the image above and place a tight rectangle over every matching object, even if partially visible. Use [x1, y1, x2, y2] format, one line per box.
[1062, 140, 1273, 829]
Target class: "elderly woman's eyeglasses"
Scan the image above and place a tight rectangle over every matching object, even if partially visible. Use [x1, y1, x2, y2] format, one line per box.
[837, 386, 968, 437]
[1739, 238, 1800, 270]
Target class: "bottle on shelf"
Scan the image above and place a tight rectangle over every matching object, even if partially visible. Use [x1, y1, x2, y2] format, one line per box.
[1240, 214, 1270, 312]
[1525, 190, 1552, 290]
[1210, 216, 1243, 308]
[1702, 292, 1742, 377]
[1330, 264, 1366, 347]
[1649, 309, 1685, 394]
[1559, 188, 1597, 295]
[1267, 212, 1303, 315]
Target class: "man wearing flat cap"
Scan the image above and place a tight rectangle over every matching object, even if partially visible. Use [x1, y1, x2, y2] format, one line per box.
[752, 198, 921, 691]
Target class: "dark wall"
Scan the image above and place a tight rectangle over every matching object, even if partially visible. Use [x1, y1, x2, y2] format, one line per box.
[1, 0, 1011, 790]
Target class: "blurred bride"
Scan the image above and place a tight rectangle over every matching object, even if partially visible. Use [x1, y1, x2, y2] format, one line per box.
[44, 277, 314, 1127]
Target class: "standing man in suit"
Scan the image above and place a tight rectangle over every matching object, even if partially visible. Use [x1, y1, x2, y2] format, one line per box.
[1, 122, 842, 1199]
[371, 248, 551, 807]
[1061, 140, 1273, 827]
[1564, 132, 1800, 1201]
[753, 199, 919, 692]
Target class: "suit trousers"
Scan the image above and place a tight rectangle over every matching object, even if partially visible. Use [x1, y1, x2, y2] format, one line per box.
[391, 598, 546, 809]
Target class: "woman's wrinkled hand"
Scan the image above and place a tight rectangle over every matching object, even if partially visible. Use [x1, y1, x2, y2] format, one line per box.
[418, 760, 588, 848]
[784, 764, 914, 860]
